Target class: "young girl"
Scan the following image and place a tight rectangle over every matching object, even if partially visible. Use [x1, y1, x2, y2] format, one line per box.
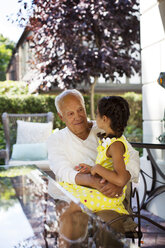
[60, 96, 131, 215]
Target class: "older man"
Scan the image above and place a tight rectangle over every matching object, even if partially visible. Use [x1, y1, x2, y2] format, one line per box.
[47, 89, 139, 244]
[47, 89, 139, 198]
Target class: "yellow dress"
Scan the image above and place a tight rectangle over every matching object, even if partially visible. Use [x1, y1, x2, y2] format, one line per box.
[60, 136, 130, 214]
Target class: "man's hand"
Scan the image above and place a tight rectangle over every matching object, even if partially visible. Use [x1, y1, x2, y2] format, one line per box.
[91, 176, 123, 198]
[75, 173, 123, 198]
[99, 181, 123, 198]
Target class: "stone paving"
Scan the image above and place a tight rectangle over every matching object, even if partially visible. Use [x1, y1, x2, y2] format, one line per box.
[136, 209, 165, 248]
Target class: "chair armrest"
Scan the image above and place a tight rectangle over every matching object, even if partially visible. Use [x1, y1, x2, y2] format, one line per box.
[0, 149, 7, 159]
[0, 148, 9, 164]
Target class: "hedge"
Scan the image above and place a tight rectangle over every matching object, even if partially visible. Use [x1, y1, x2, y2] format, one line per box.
[0, 81, 28, 96]
[0, 93, 142, 124]
[0, 93, 142, 150]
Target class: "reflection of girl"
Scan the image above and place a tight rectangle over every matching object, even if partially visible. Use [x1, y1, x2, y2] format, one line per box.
[60, 96, 131, 215]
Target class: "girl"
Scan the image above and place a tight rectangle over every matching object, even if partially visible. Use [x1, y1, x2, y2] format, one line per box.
[60, 96, 131, 215]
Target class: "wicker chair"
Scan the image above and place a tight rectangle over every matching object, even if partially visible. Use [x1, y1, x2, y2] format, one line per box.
[0, 112, 54, 171]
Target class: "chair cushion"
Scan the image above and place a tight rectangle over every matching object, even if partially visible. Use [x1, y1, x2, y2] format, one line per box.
[16, 120, 53, 144]
[11, 143, 48, 161]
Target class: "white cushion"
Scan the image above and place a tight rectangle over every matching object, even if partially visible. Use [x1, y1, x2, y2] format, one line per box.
[11, 143, 48, 161]
[16, 120, 53, 144]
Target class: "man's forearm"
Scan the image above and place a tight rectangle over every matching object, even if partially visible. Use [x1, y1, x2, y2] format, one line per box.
[75, 173, 96, 188]
[75, 173, 124, 198]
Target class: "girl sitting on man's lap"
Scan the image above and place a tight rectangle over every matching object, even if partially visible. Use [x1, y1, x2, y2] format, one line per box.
[60, 96, 131, 215]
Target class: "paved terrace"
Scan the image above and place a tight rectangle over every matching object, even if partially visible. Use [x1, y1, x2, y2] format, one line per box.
[139, 209, 165, 248]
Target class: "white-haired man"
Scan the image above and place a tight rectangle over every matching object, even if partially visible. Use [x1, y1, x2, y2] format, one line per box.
[47, 89, 139, 197]
[47, 89, 140, 244]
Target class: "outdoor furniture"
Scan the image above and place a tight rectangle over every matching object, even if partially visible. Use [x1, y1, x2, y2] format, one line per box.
[0, 112, 54, 171]
[0, 164, 129, 248]
[1, 164, 164, 247]
[108, 183, 143, 246]
[108, 141, 165, 247]
[130, 142, 165, 211]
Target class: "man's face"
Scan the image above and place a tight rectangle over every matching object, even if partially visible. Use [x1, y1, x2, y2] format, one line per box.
[59, 94, 88, 136]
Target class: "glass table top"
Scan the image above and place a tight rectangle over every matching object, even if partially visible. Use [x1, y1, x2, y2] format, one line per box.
[0, 165, 132, 248]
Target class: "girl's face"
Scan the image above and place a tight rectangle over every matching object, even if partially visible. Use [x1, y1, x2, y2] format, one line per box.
[96, 108, 115, 135]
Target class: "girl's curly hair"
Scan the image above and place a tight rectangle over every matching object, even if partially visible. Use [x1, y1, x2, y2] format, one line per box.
[98, 96, 130, 138]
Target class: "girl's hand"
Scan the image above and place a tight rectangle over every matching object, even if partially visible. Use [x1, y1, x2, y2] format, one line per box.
[100, 178, 106, 184]
[75, 163, 92, 174]
[91, 164, 101, 176]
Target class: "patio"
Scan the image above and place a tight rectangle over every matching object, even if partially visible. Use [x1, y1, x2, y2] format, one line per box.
[140, 209, 165, 248]
[0, 0, 165, 247]
[0, 164, 164, 248]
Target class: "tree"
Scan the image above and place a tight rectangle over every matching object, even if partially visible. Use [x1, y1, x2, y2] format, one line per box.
[0, 34, 15, 81]
[18, 0, 140, 118]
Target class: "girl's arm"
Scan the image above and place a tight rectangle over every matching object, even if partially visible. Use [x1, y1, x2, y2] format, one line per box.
[91, 141, 131, 187]
[75, 163, 92, 174]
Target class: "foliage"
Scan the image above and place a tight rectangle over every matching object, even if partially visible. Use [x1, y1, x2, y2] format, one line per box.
[0, 125, 5, 150]
[0, 92, 142, 162]
[125, 125, 142, 141]
[0, 80, 30, 152]
[0, 92, 142, 135]
[0, 34, 15, 81]
[17, 0, 140, 92]
[0, 80, 29, 95]
[124, 92, 142, 129]
[0, 94, 64, 130]
[123, 92, 142, 154]
[0, 177, 17, 210]
[0, 166, 35, 210]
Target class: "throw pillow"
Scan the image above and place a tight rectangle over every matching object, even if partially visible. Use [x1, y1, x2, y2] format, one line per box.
[16, 120, 53, 144]
[11, 143, 48, 161]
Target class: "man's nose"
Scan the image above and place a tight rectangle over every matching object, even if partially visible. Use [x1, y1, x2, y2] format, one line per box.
[75, 111, 81, 119]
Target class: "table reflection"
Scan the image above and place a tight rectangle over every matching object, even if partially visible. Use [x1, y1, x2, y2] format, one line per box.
[0, 165, 130, 248]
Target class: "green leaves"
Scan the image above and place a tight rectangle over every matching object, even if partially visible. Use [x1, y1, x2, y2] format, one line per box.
[15, 0, 140, 91]
[0, 81, 28, 96]
[0, 34, 15, 81]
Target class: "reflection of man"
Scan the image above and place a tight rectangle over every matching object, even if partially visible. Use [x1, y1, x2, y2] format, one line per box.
[56, 201, 125, 248]
[47, 89, 139, 197]
[47, 89, 140, 244]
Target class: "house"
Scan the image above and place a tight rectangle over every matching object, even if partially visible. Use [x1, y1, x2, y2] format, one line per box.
[6, 29, 31, 82]
[139, 0, 165, 219]
[6, 29, 141, 94]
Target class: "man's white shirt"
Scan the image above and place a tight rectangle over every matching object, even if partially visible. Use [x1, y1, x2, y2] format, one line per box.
[47, 121, 140, 184]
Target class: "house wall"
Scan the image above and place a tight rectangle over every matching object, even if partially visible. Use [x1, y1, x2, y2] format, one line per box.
[140, 0, 165, 218]
[6, 32, 31, 81]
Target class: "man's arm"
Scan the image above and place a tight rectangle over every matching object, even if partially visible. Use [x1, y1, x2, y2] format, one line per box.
[126, 140, 140, 183]
[47, 133, 78, 184]
[75, 173, 123, 198]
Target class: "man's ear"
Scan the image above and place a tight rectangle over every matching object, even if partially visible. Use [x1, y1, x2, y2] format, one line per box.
[57, 112, 63, 121]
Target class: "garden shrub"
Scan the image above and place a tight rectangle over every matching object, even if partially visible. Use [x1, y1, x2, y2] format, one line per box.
[0, 81, 28, 95]
[0, 95, 64, 129]
[0, 92, 142, 134]
[0, 91, 142, 162]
